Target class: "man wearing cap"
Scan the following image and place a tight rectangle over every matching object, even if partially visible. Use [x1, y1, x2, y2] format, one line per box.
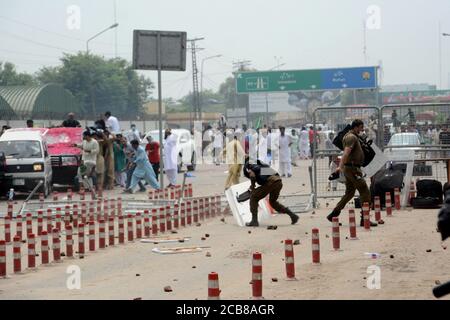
[62, 113, 81, 128]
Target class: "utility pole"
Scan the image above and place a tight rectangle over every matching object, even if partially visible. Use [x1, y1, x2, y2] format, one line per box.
[114, 0, 118, 58]
[232, 60, 252, 72]
[200, 54, 222, 116]
[442, 32, 450, 89]
[363, 19, 368, 66]
[232, 60, 252, 126]
[439, 22, 442, 89]
[188, 38, 204, 129]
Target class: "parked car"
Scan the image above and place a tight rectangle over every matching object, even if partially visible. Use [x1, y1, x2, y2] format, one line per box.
[0, 128, 53, 197]
[143, 129, 196, 171]
[385, 132, 425, 160]
[46, 127, 83, 189]
[387, 132, 423, 147]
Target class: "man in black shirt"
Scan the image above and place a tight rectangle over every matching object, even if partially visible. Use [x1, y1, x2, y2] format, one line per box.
[243, 157, 299, 227]
[62, 113, 81, 128]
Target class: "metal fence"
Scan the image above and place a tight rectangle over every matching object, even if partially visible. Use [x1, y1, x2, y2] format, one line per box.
[312, 103, 450, 205]
[312, 106, 381, 201]
[380, 103, 450, 203]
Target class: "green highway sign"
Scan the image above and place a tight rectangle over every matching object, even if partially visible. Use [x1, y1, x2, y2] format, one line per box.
[236, 67, 378, 94]
[245, 76, 269, 91]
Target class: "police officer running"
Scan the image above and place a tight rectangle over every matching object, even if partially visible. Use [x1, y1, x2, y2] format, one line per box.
[327, 120, 378, 227]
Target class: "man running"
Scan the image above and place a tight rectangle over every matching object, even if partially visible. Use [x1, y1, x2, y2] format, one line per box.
[327, 119, 377, 227]
[124, 139, 160, 193]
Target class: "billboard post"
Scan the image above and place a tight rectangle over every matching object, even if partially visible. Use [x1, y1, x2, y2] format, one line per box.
[133, 30, 187, 189]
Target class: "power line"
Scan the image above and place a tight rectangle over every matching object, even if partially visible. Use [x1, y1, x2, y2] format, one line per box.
[0, 48, 62, 59]
[202, 75, 221, 88]
[161, 74, 192, 86]
[0, 15, 131, 47]
[175, 74, 192, 99]
[232, 60, 252, 72]
[213, 59, 235, 69]
[0, 15, 84, 41]
[0, 29, 79, 53]
[0, 30, 132, 62]
[202, 71, 233, 77]
[201, 46, 237, 63]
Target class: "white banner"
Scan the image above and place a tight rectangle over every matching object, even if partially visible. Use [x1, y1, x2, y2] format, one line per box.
[249, 92, 299, 113]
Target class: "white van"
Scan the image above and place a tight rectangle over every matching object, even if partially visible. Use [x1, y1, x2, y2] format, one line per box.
[0, 128, 53, 197]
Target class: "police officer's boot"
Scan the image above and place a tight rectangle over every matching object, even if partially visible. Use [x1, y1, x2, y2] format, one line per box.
[327, 210, 340, 222]
[285, 207, 299, 225]
[245, 213, 259, 227]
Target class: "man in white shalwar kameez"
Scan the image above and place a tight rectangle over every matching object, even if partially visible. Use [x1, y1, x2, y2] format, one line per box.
[290, 129, 300, 166]
[258, 129, 269, 163]
[317, 127, 327, 155]
[278, 126, 292, 177]
[268, 128, 279, 166]
[299, 127, 310, 160]
[164, 129, 178, 187]
[247, 129, 258, 162]
[213, 128, 224, 165]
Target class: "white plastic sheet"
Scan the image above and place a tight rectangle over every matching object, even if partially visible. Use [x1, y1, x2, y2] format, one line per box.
[225, 181, 273, 227]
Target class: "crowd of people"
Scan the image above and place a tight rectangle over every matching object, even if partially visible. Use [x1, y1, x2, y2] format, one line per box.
[74, 117, 326, 197]
[4, 108, 450, 200]
[68, 111, 180, 196]
[383, 122, 450, 146]
[205, 124, 330, 169]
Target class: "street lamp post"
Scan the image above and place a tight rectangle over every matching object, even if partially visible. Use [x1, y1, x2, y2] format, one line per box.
[86, 23, 119, 53]
[442, 32, 450, 90]
[200, 54, 222, 117]
[86, 23, 119, 119]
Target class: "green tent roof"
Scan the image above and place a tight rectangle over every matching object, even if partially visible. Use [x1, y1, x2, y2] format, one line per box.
[0, 94, 16, 119]
[0, 84, 81, 119]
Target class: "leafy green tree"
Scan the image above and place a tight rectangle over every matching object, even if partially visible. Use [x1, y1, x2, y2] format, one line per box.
[0, 61, 36, 86]
[35, 66, 61, 84]
[218, 76, 248, 111]
[36, 53, 154, 119]
[218, 77, 236, 109]
[172, 89, 226, 114]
